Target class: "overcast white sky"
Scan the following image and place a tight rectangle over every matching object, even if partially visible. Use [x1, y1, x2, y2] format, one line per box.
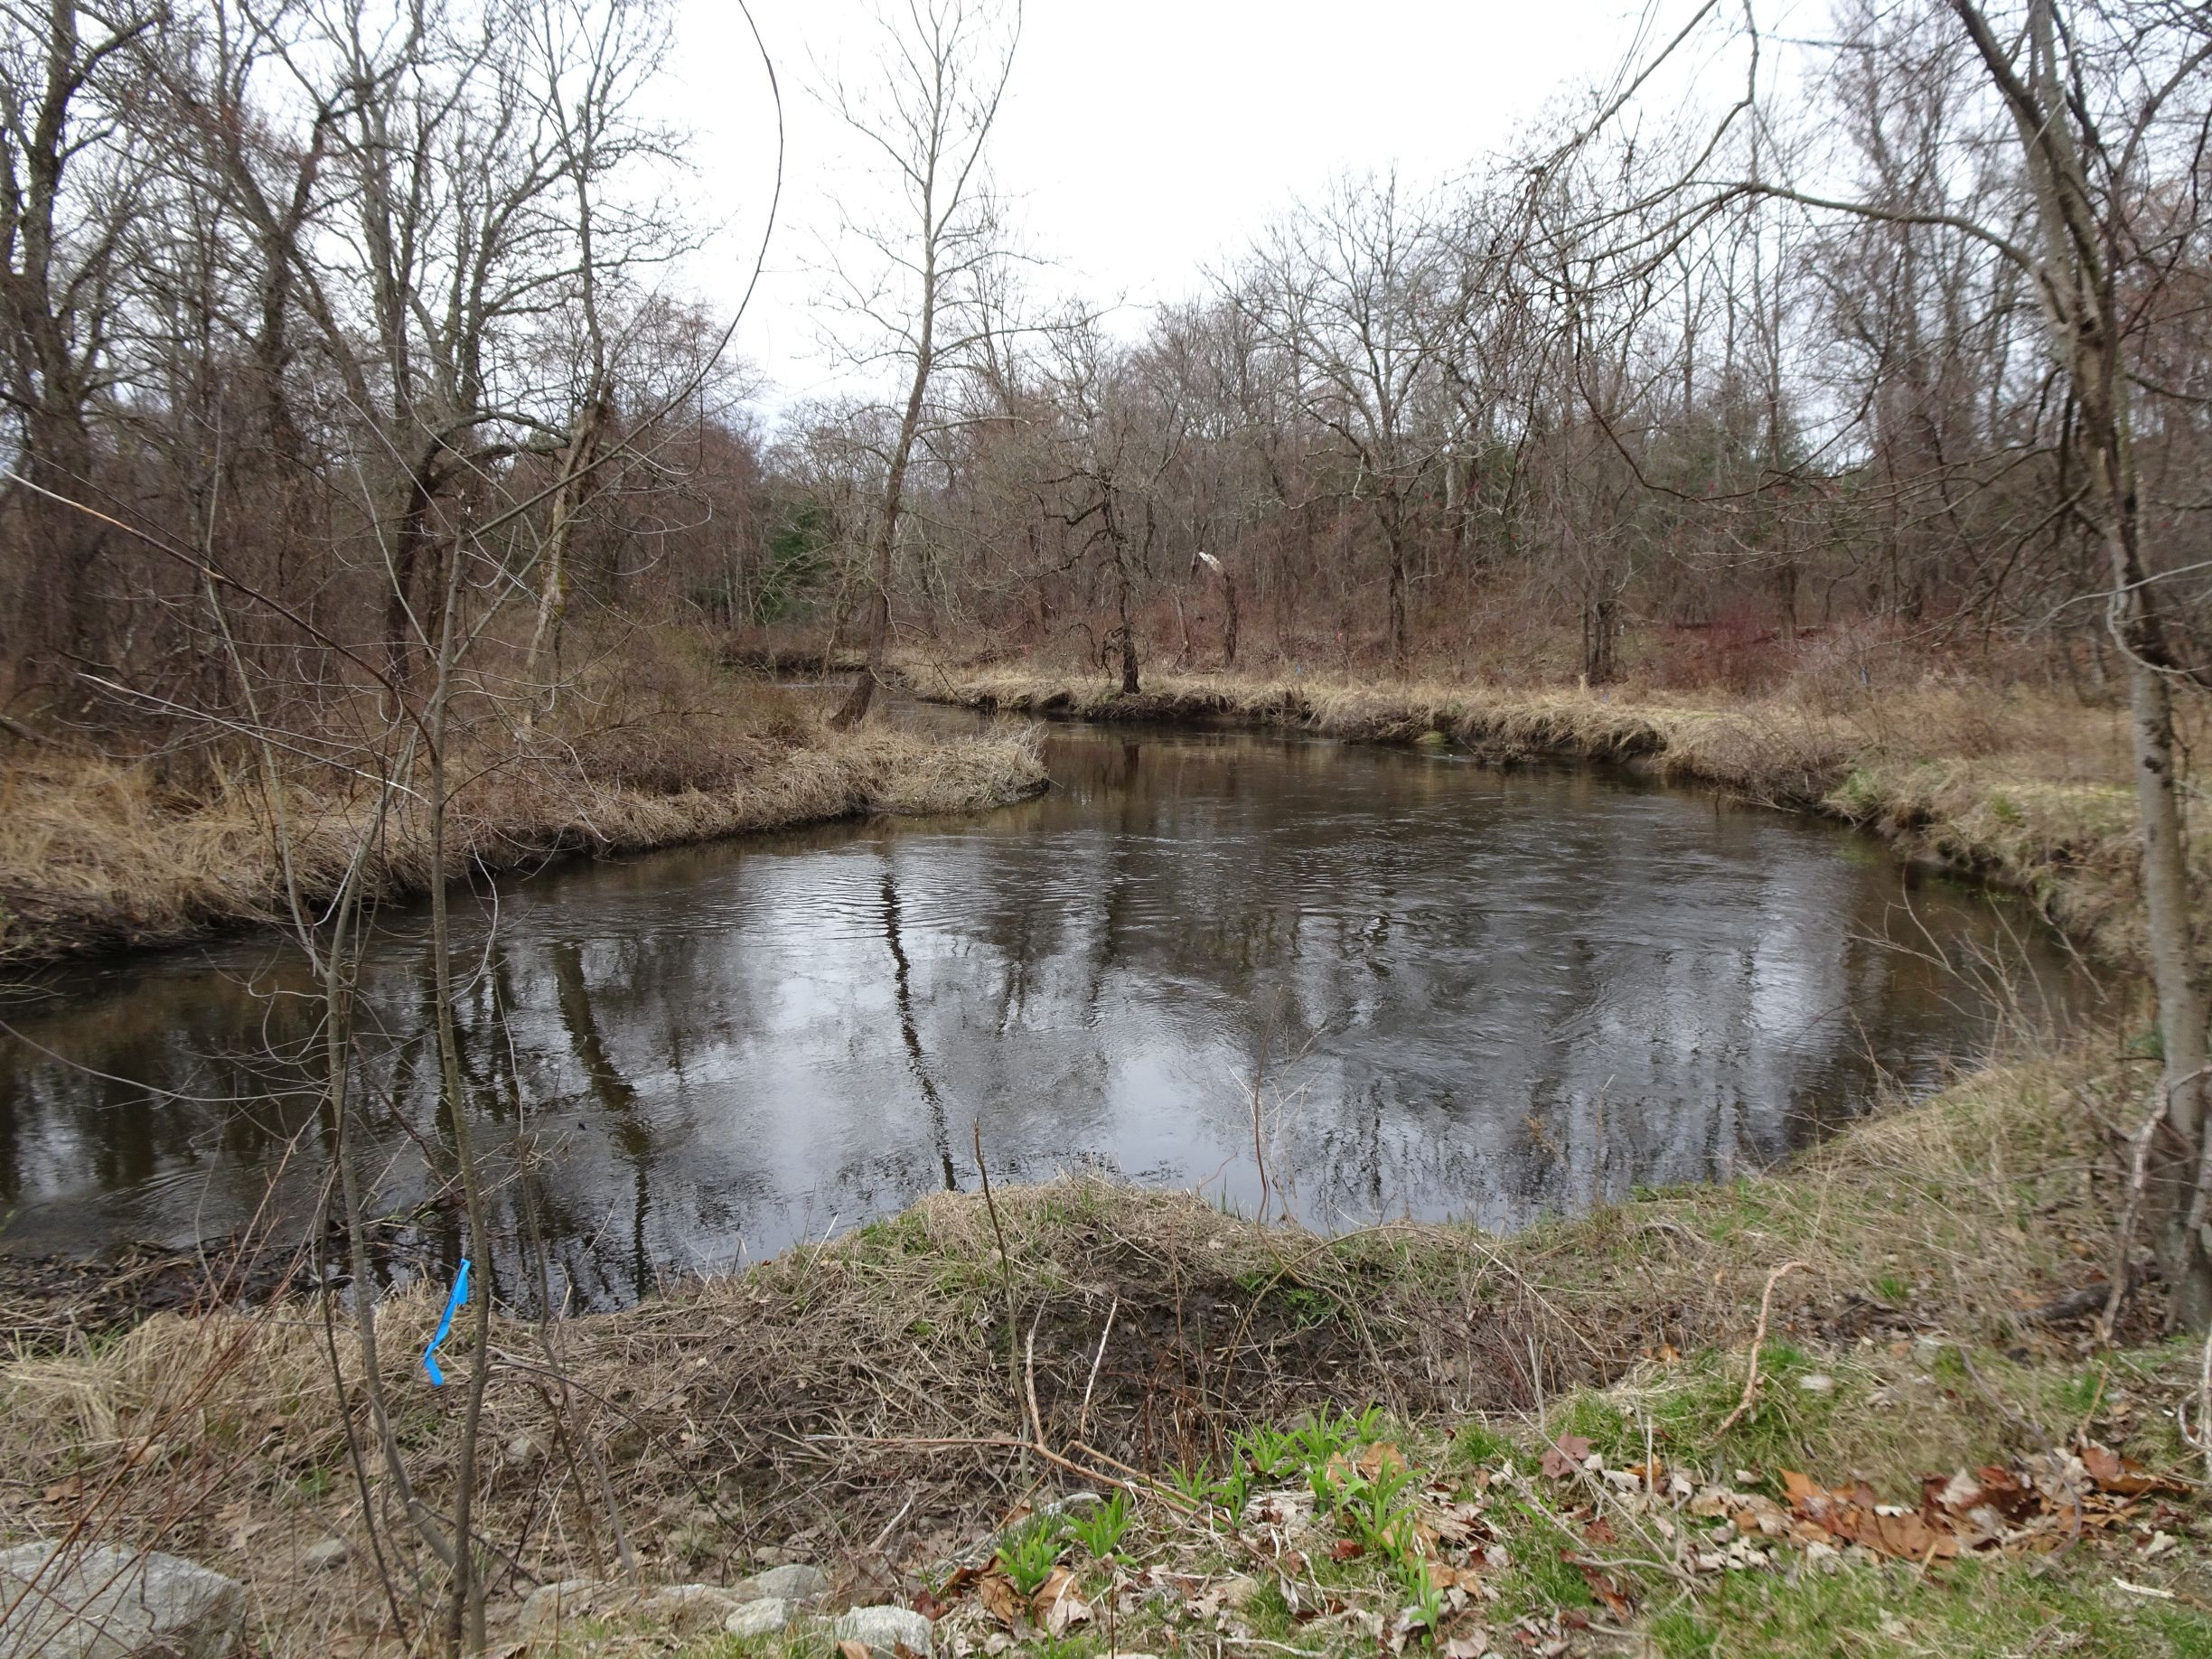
[661, 0, 1673, 415]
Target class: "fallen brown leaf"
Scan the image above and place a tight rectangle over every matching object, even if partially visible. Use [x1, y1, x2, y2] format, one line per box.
[1541, 1435, 1592, 1481]
[1786, 1469, 1958, 1561]
[976, 1570, 1025, 1627]
[1563, 1551, 1632, 1617]
[2082, 1443, 2189, 1497]
[1360, 1441, 1409, 1478]
[1032, 1566, 1092, 1637]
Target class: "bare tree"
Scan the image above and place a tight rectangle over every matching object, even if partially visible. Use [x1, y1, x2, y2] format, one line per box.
[1035, 311, 1187, 694]
[1551, 0, 2212, 1318]
[1941, 0, 2212, 1324]
[1239, 173, 1454, 666]
[0, 1, 158, 685]
[817, 0, 1018, 726]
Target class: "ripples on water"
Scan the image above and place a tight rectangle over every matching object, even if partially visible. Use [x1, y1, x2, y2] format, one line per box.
[0, 715, 2088, 1309]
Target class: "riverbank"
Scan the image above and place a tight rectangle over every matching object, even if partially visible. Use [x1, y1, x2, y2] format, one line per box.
[909, 664, 2199, 970]
[0, 705, 1045, 970]
[2, 1042, 2205, 1654]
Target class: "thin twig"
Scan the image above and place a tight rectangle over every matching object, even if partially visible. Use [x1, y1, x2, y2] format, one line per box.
[1025, 1305, 1048, 1448]
[1713, 1261, 1807, 1439]
[1077, 1298, 1119, 1442]
[973, 1118, 1024, 1438]
[2105, 1097, 2169, 1341]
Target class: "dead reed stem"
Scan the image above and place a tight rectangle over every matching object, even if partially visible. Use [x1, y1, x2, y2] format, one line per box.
[1713, 1261, 1807, 1439]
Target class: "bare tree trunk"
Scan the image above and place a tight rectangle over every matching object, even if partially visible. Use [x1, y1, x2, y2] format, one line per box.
[1948, 0, 2209, 1321]
[1111, 511, 1139, 696]
[1584, 595, 1618, 685]
[521, 392, 610, 729]
[2126, 626, 2212, 1322]
[384, 453, 445, 690]
[19, 415, 100, 665]
[424, 530, 493, 1655]
[1386, 529, 1408, 668]
[2089, 398, 2212, 1321]
[832, 277, 933, 730]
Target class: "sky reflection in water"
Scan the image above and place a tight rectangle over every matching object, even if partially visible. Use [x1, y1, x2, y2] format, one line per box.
[0, 719, 2085, 1309]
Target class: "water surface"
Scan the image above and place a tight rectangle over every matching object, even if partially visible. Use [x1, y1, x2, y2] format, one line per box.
[0, 717, 2083, 1308]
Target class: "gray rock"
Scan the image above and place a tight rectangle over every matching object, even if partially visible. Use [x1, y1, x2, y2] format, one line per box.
[520, 1578, 617, 1632]
[746, 1563, 829, 1605]
[0, 1542, 246, 1659]
[722, 1597, 792, 1639]
[301, 1539, 348, 1573]
[642, 1584, 743, 1629]
[521, 1579, 758, 1635]
[831, 1605, 934, 1656]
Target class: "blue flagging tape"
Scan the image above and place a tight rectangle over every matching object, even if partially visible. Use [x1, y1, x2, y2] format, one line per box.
[422, 1257, 472, 1386]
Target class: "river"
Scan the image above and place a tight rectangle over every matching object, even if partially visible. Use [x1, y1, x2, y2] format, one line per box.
[0, 712, 2086, 1309]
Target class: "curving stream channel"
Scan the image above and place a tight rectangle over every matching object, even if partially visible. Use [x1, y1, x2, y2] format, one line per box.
[1, 711, 2087, 1310]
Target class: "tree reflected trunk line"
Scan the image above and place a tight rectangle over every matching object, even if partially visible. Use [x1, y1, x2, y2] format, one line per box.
[550, 940, 652, 1298]
[881, 864, 958, 1190]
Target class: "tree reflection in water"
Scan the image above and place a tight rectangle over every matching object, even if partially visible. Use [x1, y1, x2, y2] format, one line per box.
[0, 718, 2090, 1310]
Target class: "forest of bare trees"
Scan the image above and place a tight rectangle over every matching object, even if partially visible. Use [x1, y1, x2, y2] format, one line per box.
[0, 0, 802, 736]
[7, 1, 2207, 729]
[762, 2, 2212, 699]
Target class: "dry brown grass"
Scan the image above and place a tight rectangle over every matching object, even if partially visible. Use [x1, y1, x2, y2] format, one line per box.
[0, 680, 1045, 969]
[0, 1038, 2164, 1654]
[914, 664, 2198, 967]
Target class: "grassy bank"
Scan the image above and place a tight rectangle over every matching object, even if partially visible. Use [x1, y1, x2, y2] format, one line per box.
[911, 664, 2204, 969]
[0, 691, 1045, 970]
[4, 1044, 2206, 1654]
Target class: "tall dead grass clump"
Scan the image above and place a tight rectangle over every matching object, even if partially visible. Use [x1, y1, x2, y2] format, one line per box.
[0, 656, 1045, 967]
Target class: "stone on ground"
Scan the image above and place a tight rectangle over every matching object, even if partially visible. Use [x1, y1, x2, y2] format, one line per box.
[642, 1583, 744, 1629]
[832, 1604, 934, 1655]
[0, 1542, 246, 1659]
[744, 1562, 830, 1604]
[723, 1596, 792, 1638]
[520, 1573, 820, 1636]
[519, 1578, 612, 1632]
